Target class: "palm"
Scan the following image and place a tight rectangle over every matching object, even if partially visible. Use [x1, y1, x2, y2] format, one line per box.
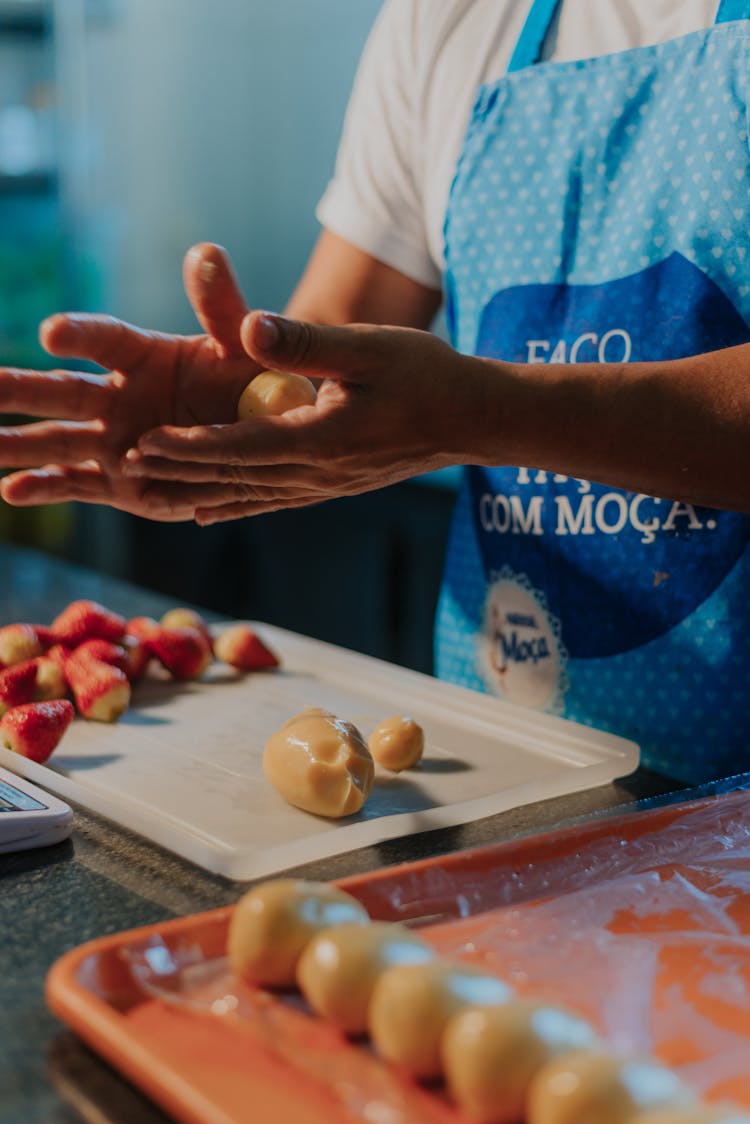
[0, 243, 259, 520]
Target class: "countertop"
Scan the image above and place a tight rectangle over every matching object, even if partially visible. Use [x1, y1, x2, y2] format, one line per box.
[0, 543, 687, 1124]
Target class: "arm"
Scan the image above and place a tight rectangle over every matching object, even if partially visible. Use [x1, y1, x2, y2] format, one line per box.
[0, 237, 440, 520]
[120, 310, 750, 524]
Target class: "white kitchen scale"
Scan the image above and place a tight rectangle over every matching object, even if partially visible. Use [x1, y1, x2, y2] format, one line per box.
[0, 765, 73, 853]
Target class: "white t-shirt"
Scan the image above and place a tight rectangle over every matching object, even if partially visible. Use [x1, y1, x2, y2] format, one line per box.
[316, 0, 721, 290]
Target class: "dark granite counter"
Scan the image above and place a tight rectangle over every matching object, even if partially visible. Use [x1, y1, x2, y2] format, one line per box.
[0, 544, 684, 1124]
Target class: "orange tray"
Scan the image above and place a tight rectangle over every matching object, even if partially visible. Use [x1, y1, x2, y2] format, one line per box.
[47, 789, 750, 1124]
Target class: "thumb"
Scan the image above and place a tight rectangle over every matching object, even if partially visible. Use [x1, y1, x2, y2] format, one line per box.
[241, 310, 368, 379]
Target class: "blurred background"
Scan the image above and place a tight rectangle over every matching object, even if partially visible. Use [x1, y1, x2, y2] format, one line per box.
[0, 0, 457, 674]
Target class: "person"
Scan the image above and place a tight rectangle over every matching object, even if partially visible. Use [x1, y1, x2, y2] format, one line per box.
[1, 0, 749, 782]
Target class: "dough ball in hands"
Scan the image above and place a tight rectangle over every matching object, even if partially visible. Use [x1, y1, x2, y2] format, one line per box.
[368, 716, 424, 772]
[441, 1001, 599, 1124]
[263, 708, 374, 818]
[368, 959, 513, 1080]
[237, 369, 316, 418]
[296, 920, 435, 1035]
[227, 878, 369, 988]
[526, 1050, 694, 1124]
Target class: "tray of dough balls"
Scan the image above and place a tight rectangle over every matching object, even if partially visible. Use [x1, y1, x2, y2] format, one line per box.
[46, 787, 750, 1124]
[0, 600, 637, 878]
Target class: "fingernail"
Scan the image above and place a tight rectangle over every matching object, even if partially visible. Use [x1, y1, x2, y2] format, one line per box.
[122, 448, 144, 474]
[254, 313, 282, 350]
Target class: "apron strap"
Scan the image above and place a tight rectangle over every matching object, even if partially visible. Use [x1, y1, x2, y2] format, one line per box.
[716, 0, 750, 21]
[507, 0, 563, 73]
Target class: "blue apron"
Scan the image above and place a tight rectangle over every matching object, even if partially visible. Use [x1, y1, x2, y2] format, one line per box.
[436, 0, 750, 782]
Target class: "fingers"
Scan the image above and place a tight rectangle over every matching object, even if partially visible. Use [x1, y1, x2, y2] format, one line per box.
[121, 449, 313, 485]
[135, 414, 326, 465]
[195, 493, 324, 526]
[241, 310, 377, 379]
[0, 367, 112, 419]
[0, 420, 107, 466]
[183, 243, 249, 359]
[1, 464, 199, 523]
[40, 313, 171, 372]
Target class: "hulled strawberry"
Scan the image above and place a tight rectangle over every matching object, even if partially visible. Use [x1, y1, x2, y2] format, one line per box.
[0, 699, 75, 763]
[72, 639, 130, 676]
[33, 657, 68, 702]
[147, 625, 212, 680]
[0, 624, 43, 667]
[120, 633, 150, 682]
[52, 600, 126, 647]
[0, 660, 39, 716]
[160, 607, 213, 650]
[65, 652, 131, 722]
[213, 623, 279, 671]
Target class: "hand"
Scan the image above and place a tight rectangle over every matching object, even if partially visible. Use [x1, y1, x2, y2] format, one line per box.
[0, 244, 261, 521]
[121, 311, 486, 524]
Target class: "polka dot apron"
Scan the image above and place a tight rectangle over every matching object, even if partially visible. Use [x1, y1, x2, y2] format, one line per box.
[436, 0, 750, 781]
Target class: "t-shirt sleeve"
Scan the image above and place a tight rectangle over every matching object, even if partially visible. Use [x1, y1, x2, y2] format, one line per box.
[316, 0, 441, 290]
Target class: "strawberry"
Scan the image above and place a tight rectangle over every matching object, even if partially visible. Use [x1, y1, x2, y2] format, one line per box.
[30, 625, 57, 650]
[46, 643, 73, 668]
[72, 639, 130, 676]
[213, 623, 279, 671]
[0, 624, 43, 667]
[65, 652, 131, 722]
[0, 660, 39, 716]
[120, 633, 150, 682]
[126, 616, 158, 642]
[160, 607, 213, 649]
[0, 699, 74, 763]
[33, 657, 68, 702]
[51, 600, 126, 647]
[147, 625, 212, 680]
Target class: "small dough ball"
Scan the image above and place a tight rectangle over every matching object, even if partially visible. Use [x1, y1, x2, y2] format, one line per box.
[237, 369, 316, 419]
[263, 708, 374, 818]
[442, 1001, 599, 1124]
[632, 1111, 750, 1124]
[227, 878, 369, 987]
[296, 920, 435, 1034]
[526, 1050, 694, 1124]
[368, 715, 424, 772]
[368, 959, 512, 1080]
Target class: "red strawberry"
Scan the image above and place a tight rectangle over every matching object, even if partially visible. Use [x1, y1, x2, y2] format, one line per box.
[72, 639, 130, 676]
[160, 608, 213, 649]
[126, 616, 158, 642]
[30, 625, 57, 650]
[213, 624, 279, 671]
[147, 626, 212, 680]
[0, 624, 43, 667]
[33, 657, 68, 702]
[0, 660, 39, 716]
[0, 699, 74, 763]
[46, 643, 73, 668]
[51, 600, 126, 647]
[65, 653, 131, 722]
[120, 633, 150, 682]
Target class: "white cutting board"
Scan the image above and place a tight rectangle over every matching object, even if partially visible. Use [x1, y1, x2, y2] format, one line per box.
[0, 623, 639, 879]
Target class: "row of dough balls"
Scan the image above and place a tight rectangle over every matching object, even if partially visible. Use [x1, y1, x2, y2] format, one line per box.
[227, 879, 748, 1124]
[263, 708, 425, 818]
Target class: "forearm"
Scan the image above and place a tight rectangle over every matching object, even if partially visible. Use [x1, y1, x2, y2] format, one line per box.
[471, 344, 750, 511]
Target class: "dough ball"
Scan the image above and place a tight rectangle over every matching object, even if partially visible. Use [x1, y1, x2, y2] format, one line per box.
[237, 369, 316, 418]
[526, 1050, 693, 1124]
[296, 920, 435, 1035]
[367, 959, 513, 1080]
[441, 1001, 599, 1124]
[263, 708, 374, 818]
[631, 1111, 750, 1124]
[368, 715, 424, 772]
[227, 877, 369, 987]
